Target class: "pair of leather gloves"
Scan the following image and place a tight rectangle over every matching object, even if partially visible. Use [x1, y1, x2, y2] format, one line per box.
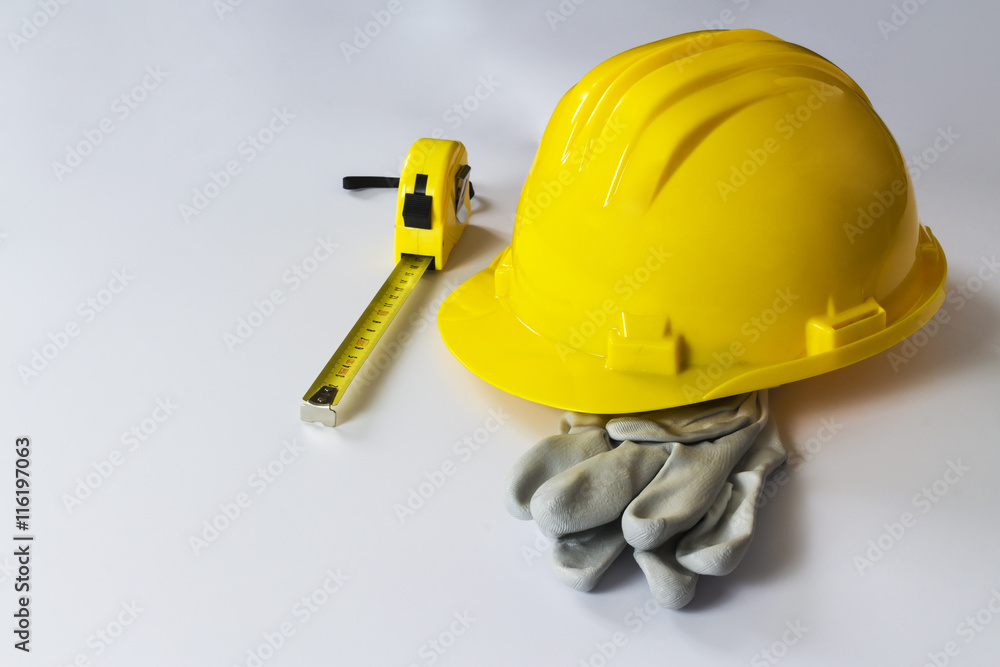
[504, 391, 786, 608]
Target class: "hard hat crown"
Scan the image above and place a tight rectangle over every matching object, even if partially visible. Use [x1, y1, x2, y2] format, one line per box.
[439, 30, 947, 413]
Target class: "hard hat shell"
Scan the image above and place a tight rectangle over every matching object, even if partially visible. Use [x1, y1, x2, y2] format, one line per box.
[437, 29, 947, 414]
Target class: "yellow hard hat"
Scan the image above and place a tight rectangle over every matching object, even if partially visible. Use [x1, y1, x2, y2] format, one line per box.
[438, 29, 947, 414]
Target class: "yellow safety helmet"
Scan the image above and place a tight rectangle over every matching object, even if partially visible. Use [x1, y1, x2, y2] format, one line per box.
[438, 29, 947, 414]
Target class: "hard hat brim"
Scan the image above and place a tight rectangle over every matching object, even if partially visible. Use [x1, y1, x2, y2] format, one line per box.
[438, 233, 947, 414]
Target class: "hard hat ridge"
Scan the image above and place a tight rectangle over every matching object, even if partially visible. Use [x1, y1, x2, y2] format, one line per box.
[438, 30, 948, 414]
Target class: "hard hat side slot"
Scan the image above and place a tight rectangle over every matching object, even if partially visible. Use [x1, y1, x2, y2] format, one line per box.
[805, 299, 887, 355]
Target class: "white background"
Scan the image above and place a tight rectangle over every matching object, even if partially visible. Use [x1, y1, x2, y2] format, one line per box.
[2, 1, 1000, 665]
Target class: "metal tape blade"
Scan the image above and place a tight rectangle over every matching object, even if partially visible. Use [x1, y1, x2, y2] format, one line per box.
[300, 253, 432, 426]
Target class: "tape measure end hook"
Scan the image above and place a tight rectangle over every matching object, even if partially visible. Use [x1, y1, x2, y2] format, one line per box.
[300, 402, 338, 427]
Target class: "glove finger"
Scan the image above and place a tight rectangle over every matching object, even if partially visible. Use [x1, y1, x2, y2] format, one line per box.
[622, 416, 766, 551]
[504, 426, 612, 520]
[531, 441, 670, 537]
[634, 538, 699, 609]
[677, 418, 788, 575]
[551, 522, 628, 592]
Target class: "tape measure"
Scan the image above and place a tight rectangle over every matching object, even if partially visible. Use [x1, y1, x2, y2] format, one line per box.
[300, 138, 473, 427]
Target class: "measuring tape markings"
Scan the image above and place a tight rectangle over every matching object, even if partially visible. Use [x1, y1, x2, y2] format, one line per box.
[303, 254, 432, 409]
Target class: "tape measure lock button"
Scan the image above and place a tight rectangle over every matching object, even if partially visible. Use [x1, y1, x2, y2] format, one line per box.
[402, 173, 433, 230]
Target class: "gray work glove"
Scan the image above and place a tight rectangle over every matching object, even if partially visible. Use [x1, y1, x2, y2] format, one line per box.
[504, 391, 786, 608]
